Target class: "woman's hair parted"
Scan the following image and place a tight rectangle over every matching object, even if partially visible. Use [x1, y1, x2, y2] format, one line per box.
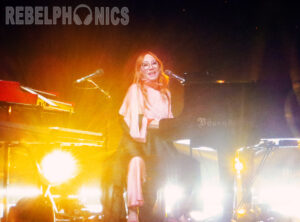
[133, 51, 169, 90]
[133, 51, 171, 108]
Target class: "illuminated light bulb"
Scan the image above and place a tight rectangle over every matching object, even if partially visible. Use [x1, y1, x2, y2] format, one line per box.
[234, 158, 244, 172]
[237, 208, 246, 216]
[41, 150, 77, 185]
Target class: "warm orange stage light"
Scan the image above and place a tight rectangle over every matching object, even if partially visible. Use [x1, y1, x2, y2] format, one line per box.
[216, 80, 225, 84]
[41, 150, 77, 185]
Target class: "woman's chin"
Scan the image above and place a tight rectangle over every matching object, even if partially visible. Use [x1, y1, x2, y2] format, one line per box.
[146, 75, 159, 81]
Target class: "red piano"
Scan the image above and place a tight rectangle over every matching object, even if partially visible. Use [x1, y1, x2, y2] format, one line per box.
[0, 80, 73, 112]
[0, 80, 75, 128]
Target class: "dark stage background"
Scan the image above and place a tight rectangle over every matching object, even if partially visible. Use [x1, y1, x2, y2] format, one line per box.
[0, 0, 300, 149]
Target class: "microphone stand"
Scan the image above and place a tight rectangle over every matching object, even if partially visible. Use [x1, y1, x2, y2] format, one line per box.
[88, 79, 111, 100]
[88, 80, 111, 151]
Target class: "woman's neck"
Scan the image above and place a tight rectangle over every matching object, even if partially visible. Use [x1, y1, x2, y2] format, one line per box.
[141, 79, 161, 90]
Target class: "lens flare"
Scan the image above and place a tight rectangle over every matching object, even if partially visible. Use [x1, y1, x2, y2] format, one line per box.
[0, 186, 41, 198]
[78, 186, 102, 213]
[257, 183, 300, 219]
[234, 157, 244, 172]
[198, 185, 223, 217]
[164, 184, 184, 214]
[41, 150, 77, 184]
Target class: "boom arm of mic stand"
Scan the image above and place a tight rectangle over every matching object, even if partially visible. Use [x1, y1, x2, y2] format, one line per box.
[87, 80, 111, 99]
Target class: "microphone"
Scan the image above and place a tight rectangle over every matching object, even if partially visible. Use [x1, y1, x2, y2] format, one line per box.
[74, 69, 104, 83]
[164, 70, 186, 84]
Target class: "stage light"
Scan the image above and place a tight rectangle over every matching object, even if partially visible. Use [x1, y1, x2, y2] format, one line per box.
[0, 203, 16, 218]
[0, 186, 42, 218]
[0, 186, 41, 198]
[237, 208, 246, 216]
[78, 186, 101, 200]
[41, 150, 77, 185]
[189, 210, 209, 221]
[78, 186, 102, 213]
[256, 183, 300, 219]
[164, 184, 184, 214]
[81, 205, 103, 213]
[234, 157, 244, 173]
[198, 184, 224, 218]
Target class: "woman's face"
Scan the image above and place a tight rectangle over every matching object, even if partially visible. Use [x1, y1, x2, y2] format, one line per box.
[140, 54, 160, 81]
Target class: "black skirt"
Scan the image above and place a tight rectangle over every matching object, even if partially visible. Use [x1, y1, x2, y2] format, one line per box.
[113, 119, 200, 191]
[106, 119, 200, 222]
[112, 120, 181, 189]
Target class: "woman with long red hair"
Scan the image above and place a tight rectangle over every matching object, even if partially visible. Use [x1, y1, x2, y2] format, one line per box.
[117, 51, 177, 222]
[120, 51, 172, 142]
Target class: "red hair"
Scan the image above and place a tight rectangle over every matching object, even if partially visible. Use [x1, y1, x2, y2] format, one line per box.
[133, 51, 170, 108]
[133, 51, 169, 90]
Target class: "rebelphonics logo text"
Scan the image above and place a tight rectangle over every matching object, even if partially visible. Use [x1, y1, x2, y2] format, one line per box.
[5, 4, 129, 25]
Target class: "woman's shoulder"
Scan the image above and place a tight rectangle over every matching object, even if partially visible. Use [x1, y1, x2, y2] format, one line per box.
[127, 83, 141, 94]
[129, 83, 138, 90]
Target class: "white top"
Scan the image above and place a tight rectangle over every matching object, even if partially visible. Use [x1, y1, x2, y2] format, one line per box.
[119, 83, 173, 142]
